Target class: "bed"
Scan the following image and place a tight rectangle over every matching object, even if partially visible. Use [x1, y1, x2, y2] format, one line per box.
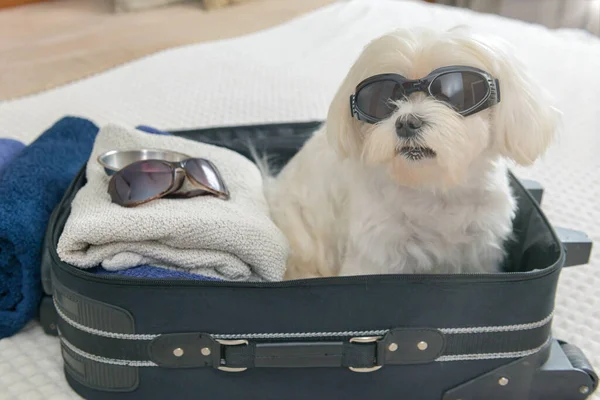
[0, 0, 598, 398]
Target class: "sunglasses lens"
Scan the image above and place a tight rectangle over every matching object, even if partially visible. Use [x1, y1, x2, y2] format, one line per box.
[356, 80, 403, 120]
[184, 158, 228, 196]
[430, 72, 489, 113]
[110, 160, 173, 205]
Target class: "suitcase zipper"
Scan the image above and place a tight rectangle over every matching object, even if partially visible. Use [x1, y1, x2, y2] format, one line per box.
[53, 253, 561, 288]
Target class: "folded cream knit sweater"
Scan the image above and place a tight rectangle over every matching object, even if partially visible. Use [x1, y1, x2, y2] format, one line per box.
[57, 124, 289, 281]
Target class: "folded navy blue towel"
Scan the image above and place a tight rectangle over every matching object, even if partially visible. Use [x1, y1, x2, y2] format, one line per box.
[92, 265, 220, 281]
[0, 117, 99, 338]
[0, 138, 26, 173]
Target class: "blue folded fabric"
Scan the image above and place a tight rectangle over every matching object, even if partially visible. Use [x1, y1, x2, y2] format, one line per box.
[92, 265, 220, 281]
[135, 125, 170, 136]
[0, 138, 26, 174]
[0, 117, 99, 338]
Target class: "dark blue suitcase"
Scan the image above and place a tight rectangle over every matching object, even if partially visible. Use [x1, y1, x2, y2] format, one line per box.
[39, 122, 597, 400]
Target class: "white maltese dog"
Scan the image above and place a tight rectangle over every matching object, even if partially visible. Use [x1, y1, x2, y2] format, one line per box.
[266, 27, 559, 279]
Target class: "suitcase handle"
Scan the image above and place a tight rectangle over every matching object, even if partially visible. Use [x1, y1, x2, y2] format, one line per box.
[521, 179, 593, 268]
[521, 179, 544, 204]
[51, 281, 553, 372]
[555, 227, 593, 267]
[55, 275, 552, 372]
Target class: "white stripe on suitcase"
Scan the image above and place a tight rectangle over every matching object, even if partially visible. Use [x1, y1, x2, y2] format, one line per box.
[54, 296, 553, 341]
[60, 334, 158, 367]
[435, 339, 551, 362]
[59, 332, 551, 366]
[55, 297, 553, 364]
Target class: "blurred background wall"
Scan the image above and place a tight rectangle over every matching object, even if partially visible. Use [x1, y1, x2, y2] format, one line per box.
[436, 0, 599, 35]
[1, 0, 598, 101]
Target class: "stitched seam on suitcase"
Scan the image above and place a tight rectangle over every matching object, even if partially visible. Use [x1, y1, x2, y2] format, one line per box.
[54, 297, 159, 340]
[435, 338, 551, 361]
[438, 312, 554, 334]
[55, 297, 554, 341]
[60, 334, 157, 367]
[211, 313, 554, 340]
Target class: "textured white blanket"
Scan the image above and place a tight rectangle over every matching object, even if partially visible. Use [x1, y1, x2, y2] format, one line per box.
[56, 124, 288, 281]
[0, 0, 599, 399]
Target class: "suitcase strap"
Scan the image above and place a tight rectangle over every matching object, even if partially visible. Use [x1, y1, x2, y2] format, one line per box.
[55, 295, 553, 372]
[148, 328, 447, 370]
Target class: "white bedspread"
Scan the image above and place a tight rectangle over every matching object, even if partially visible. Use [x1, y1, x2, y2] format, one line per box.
[1, 0, 599, 398]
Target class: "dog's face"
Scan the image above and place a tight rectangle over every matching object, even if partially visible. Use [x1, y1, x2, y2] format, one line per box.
[327, 28, 560, 189]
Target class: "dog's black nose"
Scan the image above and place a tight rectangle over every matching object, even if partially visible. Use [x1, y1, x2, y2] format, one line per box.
[396, 115, 423, 138]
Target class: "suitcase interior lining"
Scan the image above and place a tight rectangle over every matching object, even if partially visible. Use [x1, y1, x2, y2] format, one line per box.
[48, 121, 563, 283]
[173, 123, 563, 276]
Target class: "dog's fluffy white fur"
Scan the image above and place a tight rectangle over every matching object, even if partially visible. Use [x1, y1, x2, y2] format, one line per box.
[266, 27, 559, 279]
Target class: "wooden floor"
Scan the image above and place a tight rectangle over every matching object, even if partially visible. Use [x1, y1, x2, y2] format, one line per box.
[0, 0, 336, 100]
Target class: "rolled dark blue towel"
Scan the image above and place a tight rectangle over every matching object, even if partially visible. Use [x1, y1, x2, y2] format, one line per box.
[0, 120, 220, 338]
[0, 117, 99, 338]
[0, 138, 26, 173]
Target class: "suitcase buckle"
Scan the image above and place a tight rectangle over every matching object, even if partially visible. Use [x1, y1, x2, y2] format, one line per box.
[216, 339, 249, 372]
[348, 336, 383, 373]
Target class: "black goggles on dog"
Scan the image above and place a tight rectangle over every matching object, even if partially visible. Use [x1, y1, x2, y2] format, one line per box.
[350, 66, 500, 124]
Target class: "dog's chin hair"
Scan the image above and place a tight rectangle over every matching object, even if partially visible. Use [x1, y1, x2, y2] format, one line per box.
[359, 116, 479, 190]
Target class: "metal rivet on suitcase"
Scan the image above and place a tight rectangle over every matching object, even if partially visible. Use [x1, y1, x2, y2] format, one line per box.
[417, 341, 428, 351]
[498, 377, 509, 386]
[173, 348, 184, 357]
[201, 347, 211, 356]
[388, 343, 398, 352]
[579, 386, 590, 394]
[349, 336, 382, 373]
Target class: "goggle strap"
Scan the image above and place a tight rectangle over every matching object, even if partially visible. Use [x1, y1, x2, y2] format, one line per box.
[349, 94, 362, 121]
[494, 79, 501, 102]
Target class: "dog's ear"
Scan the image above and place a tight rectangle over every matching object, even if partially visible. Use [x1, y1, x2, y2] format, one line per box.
[326, 77, 363, 158]
[326, 28, 418, 159]
[485, 39, 560, 166]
